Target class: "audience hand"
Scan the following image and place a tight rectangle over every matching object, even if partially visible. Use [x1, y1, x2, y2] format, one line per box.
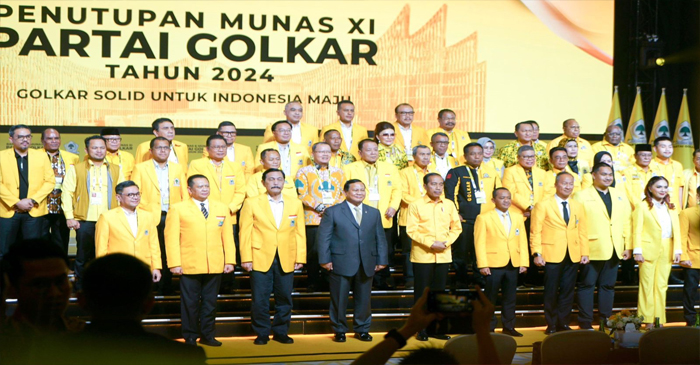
[397, 287, 442, 340]
[472, 285, 495, 335]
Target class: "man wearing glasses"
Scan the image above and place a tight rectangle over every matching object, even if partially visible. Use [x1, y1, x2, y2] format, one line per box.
[255, 121, 311, 188]
[502, 145, 547, 286]
[263, 101, 318, 153]
[391, 103, 428, 162]
[592, 125, 635, 173]
[203, 122, 255, 180]
[95, 181, 162, 283]
[0, 124, 55, 260]
[429, 133, 458, 179]
[101, 128, 135, 180]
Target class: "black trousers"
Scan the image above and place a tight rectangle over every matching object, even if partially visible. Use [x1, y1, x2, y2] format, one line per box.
[156, 212, 174, 295]
[373, 228, 394, 286]
[306, 225, 324, 287]
[543, 253, 579, 328]
[220, 223, 239, 292]
[74, 220, 96, 290]
[683, 267, 700, 325]
[484, 263, 519, 330]
[454, 221, 483, 285]
[620, 257, 638, 284]
[413, 262, 449, 335]
[577, 254, 620, 325]
[180, 273, 222, 340]
[0, 213, 48, 260]
[46, 213, 70, 255]
[399, 226, 414, 282]
[250, 255, 294, 337]
[522, 218, 541, 285]
[329, 264, 374, 333]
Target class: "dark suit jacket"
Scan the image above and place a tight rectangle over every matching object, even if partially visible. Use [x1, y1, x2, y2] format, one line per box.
[317, 202, 388, 277]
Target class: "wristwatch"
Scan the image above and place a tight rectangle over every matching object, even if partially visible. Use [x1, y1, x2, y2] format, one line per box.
[384, 329, 407, 348]
[533, 253, 542, 257]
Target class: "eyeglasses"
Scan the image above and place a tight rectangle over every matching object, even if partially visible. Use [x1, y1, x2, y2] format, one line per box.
[209, 145, 227, 150]
[152, 146, 170, 151]
[219, 131, 237, 136]
[104, 137, 122, 142]
[15, 134, 32, 141]
[520, 155, 536, 159]
[398, 111, 415, 115]
[123, 192, 141, 198]
[433, 141, 449, 145]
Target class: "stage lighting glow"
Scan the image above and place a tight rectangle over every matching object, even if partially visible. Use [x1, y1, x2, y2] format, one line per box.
[656, 58, 666, 66]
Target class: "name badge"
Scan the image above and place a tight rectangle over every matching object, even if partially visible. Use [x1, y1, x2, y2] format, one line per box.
[226, 175, 235, 185]
[90, 192, 102, 205]
[217, 216, 226, 226]
[538, 182, 543, 186]
[322, 191, 334, 205]
[173, 178, 180, 187]
[369, 189, 380, 201]
[289, 214, 297, 227]
[483, 173, 490, 178]
[144, 230, 149, 236]
[475, 190, 486, 204]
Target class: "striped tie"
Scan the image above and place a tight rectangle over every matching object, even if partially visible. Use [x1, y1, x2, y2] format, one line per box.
[201, 203, 208, 219]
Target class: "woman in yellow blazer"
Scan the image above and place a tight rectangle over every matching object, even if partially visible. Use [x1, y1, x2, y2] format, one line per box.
[679, 186, 700, 326]
[375, 122, 408, 170]
[633, 176, 682, 327]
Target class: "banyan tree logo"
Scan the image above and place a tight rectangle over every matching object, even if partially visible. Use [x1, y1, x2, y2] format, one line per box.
[655, 120, 670, 137]
[676, 121, 693, 145]
[629, 119, 647, 144]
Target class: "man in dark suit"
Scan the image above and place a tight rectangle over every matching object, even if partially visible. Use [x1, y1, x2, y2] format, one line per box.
[317, 179, 388, 342]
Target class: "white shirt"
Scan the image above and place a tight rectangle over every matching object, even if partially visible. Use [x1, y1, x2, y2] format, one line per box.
[278, 143, 291, 177]
[398, 124, 413, 153]
[168, 144, 179, 164]
[122, 208, 138, 237]
[496, 208, 511, 236]
[633, 199, 682, 256]
[347, 200, 362, 222]
[554, 194, 571, 223]
[434, 154, 450, 179]
[290, 122, 302, 145]
[193, 198, 209, 218]
[226, 145, 236, 162]
[340, 122, 354, 151]
[268, 194, 285, 229]
[153, 160, 170, 212]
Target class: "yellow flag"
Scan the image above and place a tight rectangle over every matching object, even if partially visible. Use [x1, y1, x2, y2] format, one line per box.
[607, 85, 624, 138]
[625, 86, 647, 145]
[672, 88, 695, 169]
[650, 88, 671, 141]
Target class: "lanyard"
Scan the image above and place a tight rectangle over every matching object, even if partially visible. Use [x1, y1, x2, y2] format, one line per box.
[91, 164, 104, 192]
[466, 166, 482, 191]
[414, 167, 425, 195]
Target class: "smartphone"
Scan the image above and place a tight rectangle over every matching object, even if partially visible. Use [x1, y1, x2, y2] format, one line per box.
[427, 290, 478, 315]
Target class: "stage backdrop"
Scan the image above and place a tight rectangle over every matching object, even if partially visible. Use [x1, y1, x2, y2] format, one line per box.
[0, 1, 613, 134]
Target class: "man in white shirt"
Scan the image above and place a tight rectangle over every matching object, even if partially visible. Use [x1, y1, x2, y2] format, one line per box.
[429, 132, 457, 179]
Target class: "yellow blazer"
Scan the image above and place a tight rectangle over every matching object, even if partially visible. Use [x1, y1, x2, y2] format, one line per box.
[254, 141, 311, 178]
[474, 209, 529, 268]
[573, 186, 632, 260]
[105, 150, 135, 180]
[546, 135, 594, 166]
[530, 196, 589, 263]
[591, 141, 635, 172]
[263, 122, 319, 152]
[135, 140, 189, 172]
[343, 161, 402, 228]
[0, 148, 55, 218]
[632, 202, 682, 262]
[320, 122, 369, 160]
[502, 164, 547, 215]
[652, 158, 685, 208]
[165, 199, 235, 274]
[483, 158, 505, 178]
[683, 168, 700, 208]
[623, 164, 660, 210]
[46, 149, 80, 169]
[398, 165, 435, 226]
[680, 207, 700, 268]
[188, 158, 246, 220]
[544, 167, 585, 198]
[203, 143, 255, 179]
[391, 123, 429, 151]
[406, 196, 462, 264]
[95, 207, 161, 270]
[239, 194, 306, 273]
[426, 128, 471, 160]
[131, 160, 188, 215]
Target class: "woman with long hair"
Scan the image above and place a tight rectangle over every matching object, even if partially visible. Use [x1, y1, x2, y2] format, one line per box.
[633, 176, 682, 328]
[375, 122, 408, 170]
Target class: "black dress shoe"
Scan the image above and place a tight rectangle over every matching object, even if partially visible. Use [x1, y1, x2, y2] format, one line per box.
[333, 333, 346, 342]
[354, 332, 373, 341]
[579, 323, 594, 330]
[557, 325, 572, 332]
[374, 283, 394, 290]
[199, 338, 222, 346]
[502, 328, 524, 337]
[184, 338, 197, 346]
[272, 334, 294, 344]
[669, 275, 684, 285]
[545, 326, 557, 335]
[416, 332, 429, 341]
[254, 336, 269, 345]
[428, 334, 451, 340]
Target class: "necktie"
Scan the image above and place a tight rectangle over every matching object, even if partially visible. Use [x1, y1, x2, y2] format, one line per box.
[562, 201, 569, 224]
[201, 203, 208, 219]
[354, 206, 362, 225]
[470, 168, 480, 191]
[525, 170, 533, 189]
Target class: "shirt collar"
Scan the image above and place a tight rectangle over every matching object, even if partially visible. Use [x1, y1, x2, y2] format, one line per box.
[192, 198, 208, 205]
[346, 200, 361, 209]
[153, 159, 168, 169]
[397, 123, 411, 132]
[267, 194, 284, 203]
[121, 208, 137, 217]
[554, 194, 570, 204]
[422, 195, 443, 204]
[496, 208, 510, 216]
